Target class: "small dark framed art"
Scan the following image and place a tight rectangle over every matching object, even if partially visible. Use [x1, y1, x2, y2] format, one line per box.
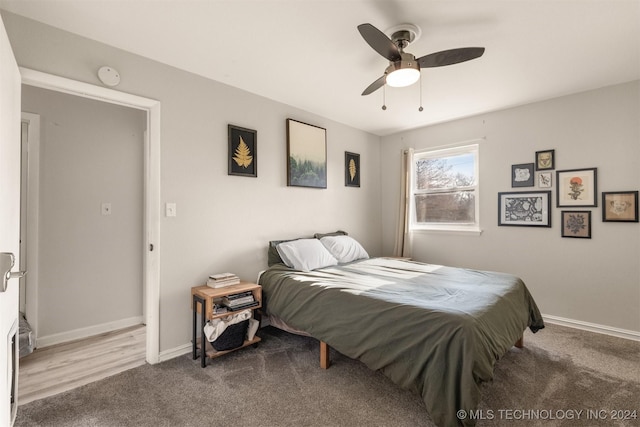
[228, 125, 257, 177]
[602, 191, 639, 222]
[512, 163, 535, 187]
[498, 190, 551, 227]
[561, 211, 591, 238]
[556, 168, 597, 207]
[286, 119, 327, 189]
[535, 149, 555, 171]
[345, 151, 360, 187]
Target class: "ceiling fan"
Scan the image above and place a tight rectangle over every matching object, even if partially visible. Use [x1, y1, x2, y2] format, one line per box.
[358, 23, 485, 96]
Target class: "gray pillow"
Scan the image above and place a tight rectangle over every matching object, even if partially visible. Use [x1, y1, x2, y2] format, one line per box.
[313, 230, 348, 239]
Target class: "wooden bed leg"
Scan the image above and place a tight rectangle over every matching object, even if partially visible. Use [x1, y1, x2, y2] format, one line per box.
[515, 336, 524, 348]
[320, 341, 330, 369]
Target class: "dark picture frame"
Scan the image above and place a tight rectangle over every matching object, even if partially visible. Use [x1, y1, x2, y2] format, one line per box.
[535, 149, 555, 171]
[498, 190, 552, 227]
[345, 151, 360, 187]
[511, 163, 535, 187]
[556, 168, 597, 207]
[561, 211, 591, 238]
[602, 191, 639, 222]
[286, 119, 327, 188]
[228, 124, 257, 177]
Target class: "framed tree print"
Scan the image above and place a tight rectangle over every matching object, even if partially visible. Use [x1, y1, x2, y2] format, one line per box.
[498, 191, 551, 227]
[345, 151, 360, 187]
[561, 211, 591, 238]
[602, 191, 639, 222]
[228, 124, 257, 177]
[556, 168, 597, 207]
[286, 119, 327, 188]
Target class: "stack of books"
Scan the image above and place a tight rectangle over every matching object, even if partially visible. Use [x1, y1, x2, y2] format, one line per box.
[207, 273, 240, 288]
[222, 291, 259, 311]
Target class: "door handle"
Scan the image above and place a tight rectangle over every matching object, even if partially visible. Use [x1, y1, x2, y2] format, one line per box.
[0, 252, 27, 293]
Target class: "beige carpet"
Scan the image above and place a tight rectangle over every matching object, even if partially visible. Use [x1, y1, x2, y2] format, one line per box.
[15, 323, 640, 427]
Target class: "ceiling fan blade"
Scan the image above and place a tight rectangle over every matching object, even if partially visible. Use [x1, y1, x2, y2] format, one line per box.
[417, 47, 485, 68]
[358, 23, 401, 62]
[362, 75, 386, 96]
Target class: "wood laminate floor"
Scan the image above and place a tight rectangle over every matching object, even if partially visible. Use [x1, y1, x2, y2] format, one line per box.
[18, 324, 146, 405]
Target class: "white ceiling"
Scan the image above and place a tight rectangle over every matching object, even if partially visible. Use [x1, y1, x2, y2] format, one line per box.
[2, 0, 639, 136]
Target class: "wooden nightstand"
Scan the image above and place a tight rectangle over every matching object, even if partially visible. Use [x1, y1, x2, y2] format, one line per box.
[191, 282, 262, 368]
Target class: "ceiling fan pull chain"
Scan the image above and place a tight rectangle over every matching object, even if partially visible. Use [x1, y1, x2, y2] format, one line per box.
[382, 85, 387, 110]
[418, 74, 424, 112]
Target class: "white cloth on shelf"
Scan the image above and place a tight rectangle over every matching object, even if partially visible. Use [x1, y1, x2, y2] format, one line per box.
[204, 309, 252, 342]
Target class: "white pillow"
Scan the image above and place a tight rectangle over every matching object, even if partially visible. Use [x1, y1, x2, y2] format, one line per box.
[276, 238, 338, 271]
[319, 235, 369, 263]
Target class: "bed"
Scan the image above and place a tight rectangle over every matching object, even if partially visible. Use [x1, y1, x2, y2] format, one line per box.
[258, 234, 544, 427]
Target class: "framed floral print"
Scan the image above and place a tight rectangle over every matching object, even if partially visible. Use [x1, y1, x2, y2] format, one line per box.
[498, 190, 551, 227]
[537, 171, 552, 188]
[556, 168, 597, 207]
[561, 211, 591, 238]
[602, 191, 639, 222]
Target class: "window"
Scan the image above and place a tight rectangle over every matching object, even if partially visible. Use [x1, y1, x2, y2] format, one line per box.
[410, 143, 480, 232]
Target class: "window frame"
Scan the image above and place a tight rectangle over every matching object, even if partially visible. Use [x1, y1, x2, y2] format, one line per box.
[409, 142, 481, 234]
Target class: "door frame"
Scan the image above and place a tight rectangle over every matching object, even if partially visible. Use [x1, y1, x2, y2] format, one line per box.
[20, 67, 161, 364]
[20, 113, 40, 334]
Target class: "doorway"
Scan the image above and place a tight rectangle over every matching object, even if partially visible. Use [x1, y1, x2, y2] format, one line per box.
[19, 68, 160, 364]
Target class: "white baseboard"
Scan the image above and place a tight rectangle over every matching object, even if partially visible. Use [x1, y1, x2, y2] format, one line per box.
[543, 314, 640, 342]
[158, 343, 191, 362]
[36, 316, 144, 348]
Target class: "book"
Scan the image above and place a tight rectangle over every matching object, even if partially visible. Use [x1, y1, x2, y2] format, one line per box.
[222, 295, 255, 306]
[226, 300, 259, 311]
[207, 272, 240, 288]
[224, 291, 253, 300]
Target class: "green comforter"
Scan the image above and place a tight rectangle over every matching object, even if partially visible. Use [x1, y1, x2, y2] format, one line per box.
[259, 258, 544, 427]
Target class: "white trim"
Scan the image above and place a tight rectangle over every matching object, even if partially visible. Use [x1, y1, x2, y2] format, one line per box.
[410, 141, 481, 232]
[19, 67, 161, 364]
[411, 228, 483, 236]
[543, 314, 640, 342]
[36, 316, 144, 349]
[20, 113, 40, 343]
[158, 343, 191, 362]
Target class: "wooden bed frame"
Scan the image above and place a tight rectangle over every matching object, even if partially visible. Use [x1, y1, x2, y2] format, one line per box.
[318, 335, 524, 369]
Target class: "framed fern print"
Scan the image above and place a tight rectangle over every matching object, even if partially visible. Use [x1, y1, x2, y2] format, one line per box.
[345, 151, 360, 187]
[228, 124, 257, 177]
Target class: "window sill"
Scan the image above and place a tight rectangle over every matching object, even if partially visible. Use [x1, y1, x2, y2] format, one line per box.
[410, 227, 483, 236]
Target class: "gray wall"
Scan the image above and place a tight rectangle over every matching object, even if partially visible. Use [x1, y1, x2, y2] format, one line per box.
[381, 81, 640, 333]
[2, 12, 383, 352]
[22, 86, 145, 338]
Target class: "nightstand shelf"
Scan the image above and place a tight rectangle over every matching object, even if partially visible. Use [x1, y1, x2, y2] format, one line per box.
[191, 282, 262, 367]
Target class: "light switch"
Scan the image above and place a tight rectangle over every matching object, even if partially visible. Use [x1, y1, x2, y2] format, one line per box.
[166, 203, 177, 217]
[101, 203, 112, 216]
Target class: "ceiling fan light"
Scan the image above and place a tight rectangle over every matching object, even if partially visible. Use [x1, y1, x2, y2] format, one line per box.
[386, 67, 420, 88]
